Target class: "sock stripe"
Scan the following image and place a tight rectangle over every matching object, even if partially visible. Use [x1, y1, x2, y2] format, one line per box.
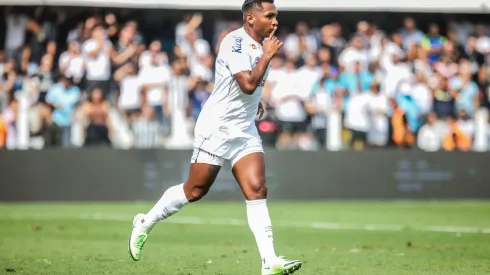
[246, 199, 267, 205]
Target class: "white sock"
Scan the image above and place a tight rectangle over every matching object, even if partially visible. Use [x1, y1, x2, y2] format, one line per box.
[140, 183, 189, 231]
[246, 199, 277, 266]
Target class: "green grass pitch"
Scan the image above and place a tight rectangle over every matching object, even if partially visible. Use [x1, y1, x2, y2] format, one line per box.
[1, 201, 490, 274]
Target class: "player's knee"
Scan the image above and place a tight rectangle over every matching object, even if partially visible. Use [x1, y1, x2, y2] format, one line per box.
[188, 186, 209, 202]
[246, 176, 267, 200]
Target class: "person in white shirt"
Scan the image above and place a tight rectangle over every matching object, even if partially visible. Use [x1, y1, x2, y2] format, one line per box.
[417, 112, 447, 152]
[283, 21, 317, 63]
[410, 72, 433, 116]
[344, 91, 370, 150]
[4, 8, 29, 59]
[116, 64, 141, 121]
[139, 40, 168, 69]
[381, 54, 413, 97]
[175, 13, 203, 48]
[59, 40, 85, 85]
[338, 36, 368, 73]
[366, 82, 389, 147]
[129, 2, 302, 274]
[82, 25, 113, 96]
[138, 54, 171, 125]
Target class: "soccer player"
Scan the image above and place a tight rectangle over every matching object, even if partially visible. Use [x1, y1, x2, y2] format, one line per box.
[128, 1, 302, 274]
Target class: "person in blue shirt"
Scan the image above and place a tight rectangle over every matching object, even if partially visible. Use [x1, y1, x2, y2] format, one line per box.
[449, 71, 479, 116]
[188, 78, 211, 122]
[338, 61, 374, 95]
[45, 76, 81, 148]
[396, 87, 422, 133]
[311, 63, 338, 96]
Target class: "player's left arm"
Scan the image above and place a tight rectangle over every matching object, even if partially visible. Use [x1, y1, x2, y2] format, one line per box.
[230, 28, 282, 95]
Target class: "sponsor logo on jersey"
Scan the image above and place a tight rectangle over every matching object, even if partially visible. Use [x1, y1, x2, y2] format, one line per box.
[232, 36, 243, 53]
[258, 78, 266, 87]
[253, 56, 261, 67]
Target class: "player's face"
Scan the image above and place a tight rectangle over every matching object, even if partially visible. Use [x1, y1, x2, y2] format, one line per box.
[252, 3, 279, 39]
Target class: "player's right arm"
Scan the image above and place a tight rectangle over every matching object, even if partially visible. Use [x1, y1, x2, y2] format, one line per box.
[231, 28, 283, 95]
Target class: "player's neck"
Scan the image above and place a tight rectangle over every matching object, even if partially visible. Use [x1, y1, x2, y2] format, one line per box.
[244, 24, 265, 44]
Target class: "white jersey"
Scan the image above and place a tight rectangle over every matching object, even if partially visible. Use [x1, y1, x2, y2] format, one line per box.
[194, 27, 268, 144]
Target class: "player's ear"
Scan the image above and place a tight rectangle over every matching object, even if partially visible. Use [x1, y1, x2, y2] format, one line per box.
[245, 12, 255, 25]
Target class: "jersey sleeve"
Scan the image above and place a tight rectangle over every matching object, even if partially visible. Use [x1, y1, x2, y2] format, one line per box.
[222, 35, 252, 75]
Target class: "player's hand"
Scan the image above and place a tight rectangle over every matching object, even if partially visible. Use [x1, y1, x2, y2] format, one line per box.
[263, 27, 283, 60]
[257, 101, 265, 119]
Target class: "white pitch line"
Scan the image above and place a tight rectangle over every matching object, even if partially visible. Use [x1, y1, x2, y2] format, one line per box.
[3, 213, 490, 235]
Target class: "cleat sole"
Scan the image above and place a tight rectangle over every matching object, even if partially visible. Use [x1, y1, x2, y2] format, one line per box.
[282, 262, 302, 274]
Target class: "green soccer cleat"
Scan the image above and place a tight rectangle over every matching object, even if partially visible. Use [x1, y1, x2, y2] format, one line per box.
[261, 256, 303, 275]
[128, 213, 149, 261]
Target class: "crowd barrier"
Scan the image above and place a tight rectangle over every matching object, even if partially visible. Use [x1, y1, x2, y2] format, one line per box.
[1, 149, 489, 201]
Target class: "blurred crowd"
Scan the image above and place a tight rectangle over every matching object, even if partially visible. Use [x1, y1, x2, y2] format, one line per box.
[1, 6, 490, 151]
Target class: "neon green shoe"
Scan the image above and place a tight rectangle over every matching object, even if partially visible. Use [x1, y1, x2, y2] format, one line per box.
[261, 256, 303, 275]
[128, 213, 149, 261]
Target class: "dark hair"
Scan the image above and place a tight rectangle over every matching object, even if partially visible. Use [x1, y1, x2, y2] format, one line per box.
[242, 0, 274, 13]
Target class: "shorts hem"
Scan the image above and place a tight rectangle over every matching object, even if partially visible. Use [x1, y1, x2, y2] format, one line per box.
[230, 149, 264, 168]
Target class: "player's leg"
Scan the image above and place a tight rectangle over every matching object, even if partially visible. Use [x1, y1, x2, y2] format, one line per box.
[231, 149, 302, 274]
[129, 149, 222, 261]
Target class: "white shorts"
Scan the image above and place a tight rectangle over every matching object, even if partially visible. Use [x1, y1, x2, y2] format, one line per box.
[190, 135, 264, 167]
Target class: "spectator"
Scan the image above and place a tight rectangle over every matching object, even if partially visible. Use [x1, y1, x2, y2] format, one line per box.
[367, 82, 389, 147]
[338, 61, 374, 95]
[139, 40, 168, 69]
[31, 98, 61, 148]
[432, 76, 456, 119]
[421, 23, 447, 63]
[59, 40, 84, 85]
[32, 54, 56, 104]
[338, 36, 367, 73]
[397, 82, 422, 133]
[306, 64, 338, 148]
[182, 29, 211, 74]
[390, 97, 415, 149]
[344, 91, 370, 150]
[400, 17, 424, 50]
[284, 21, 318, 63]
[175, 13, 203, 49]
[442, 114, 472, 151]
[82, 25, 112, 96]
[272, 61, 310, 150]
[167, 58, 192, 135]
[139, 52, 171, 125]
[82, 88, 111, 147]
[0, 59, 17, 111]
[45, 75, 81, 148]
[456, 109, 475, 140]
[450, 61, 479, 116]
[474, 24, 490, 55]
[188, 78, 211, 122]
[2, 97, 18, 149]
[131, 105, 159, 148]
[4, 7, 29, 60]
[381, 53, 413, 97]
[0, 112, 6, 149]
[477, 67, 490, 111]
[417, 112, 446, 152]
[410, 72, 433, 116]
[380, 32, 405, 71]
[116, 63, 142, 122]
